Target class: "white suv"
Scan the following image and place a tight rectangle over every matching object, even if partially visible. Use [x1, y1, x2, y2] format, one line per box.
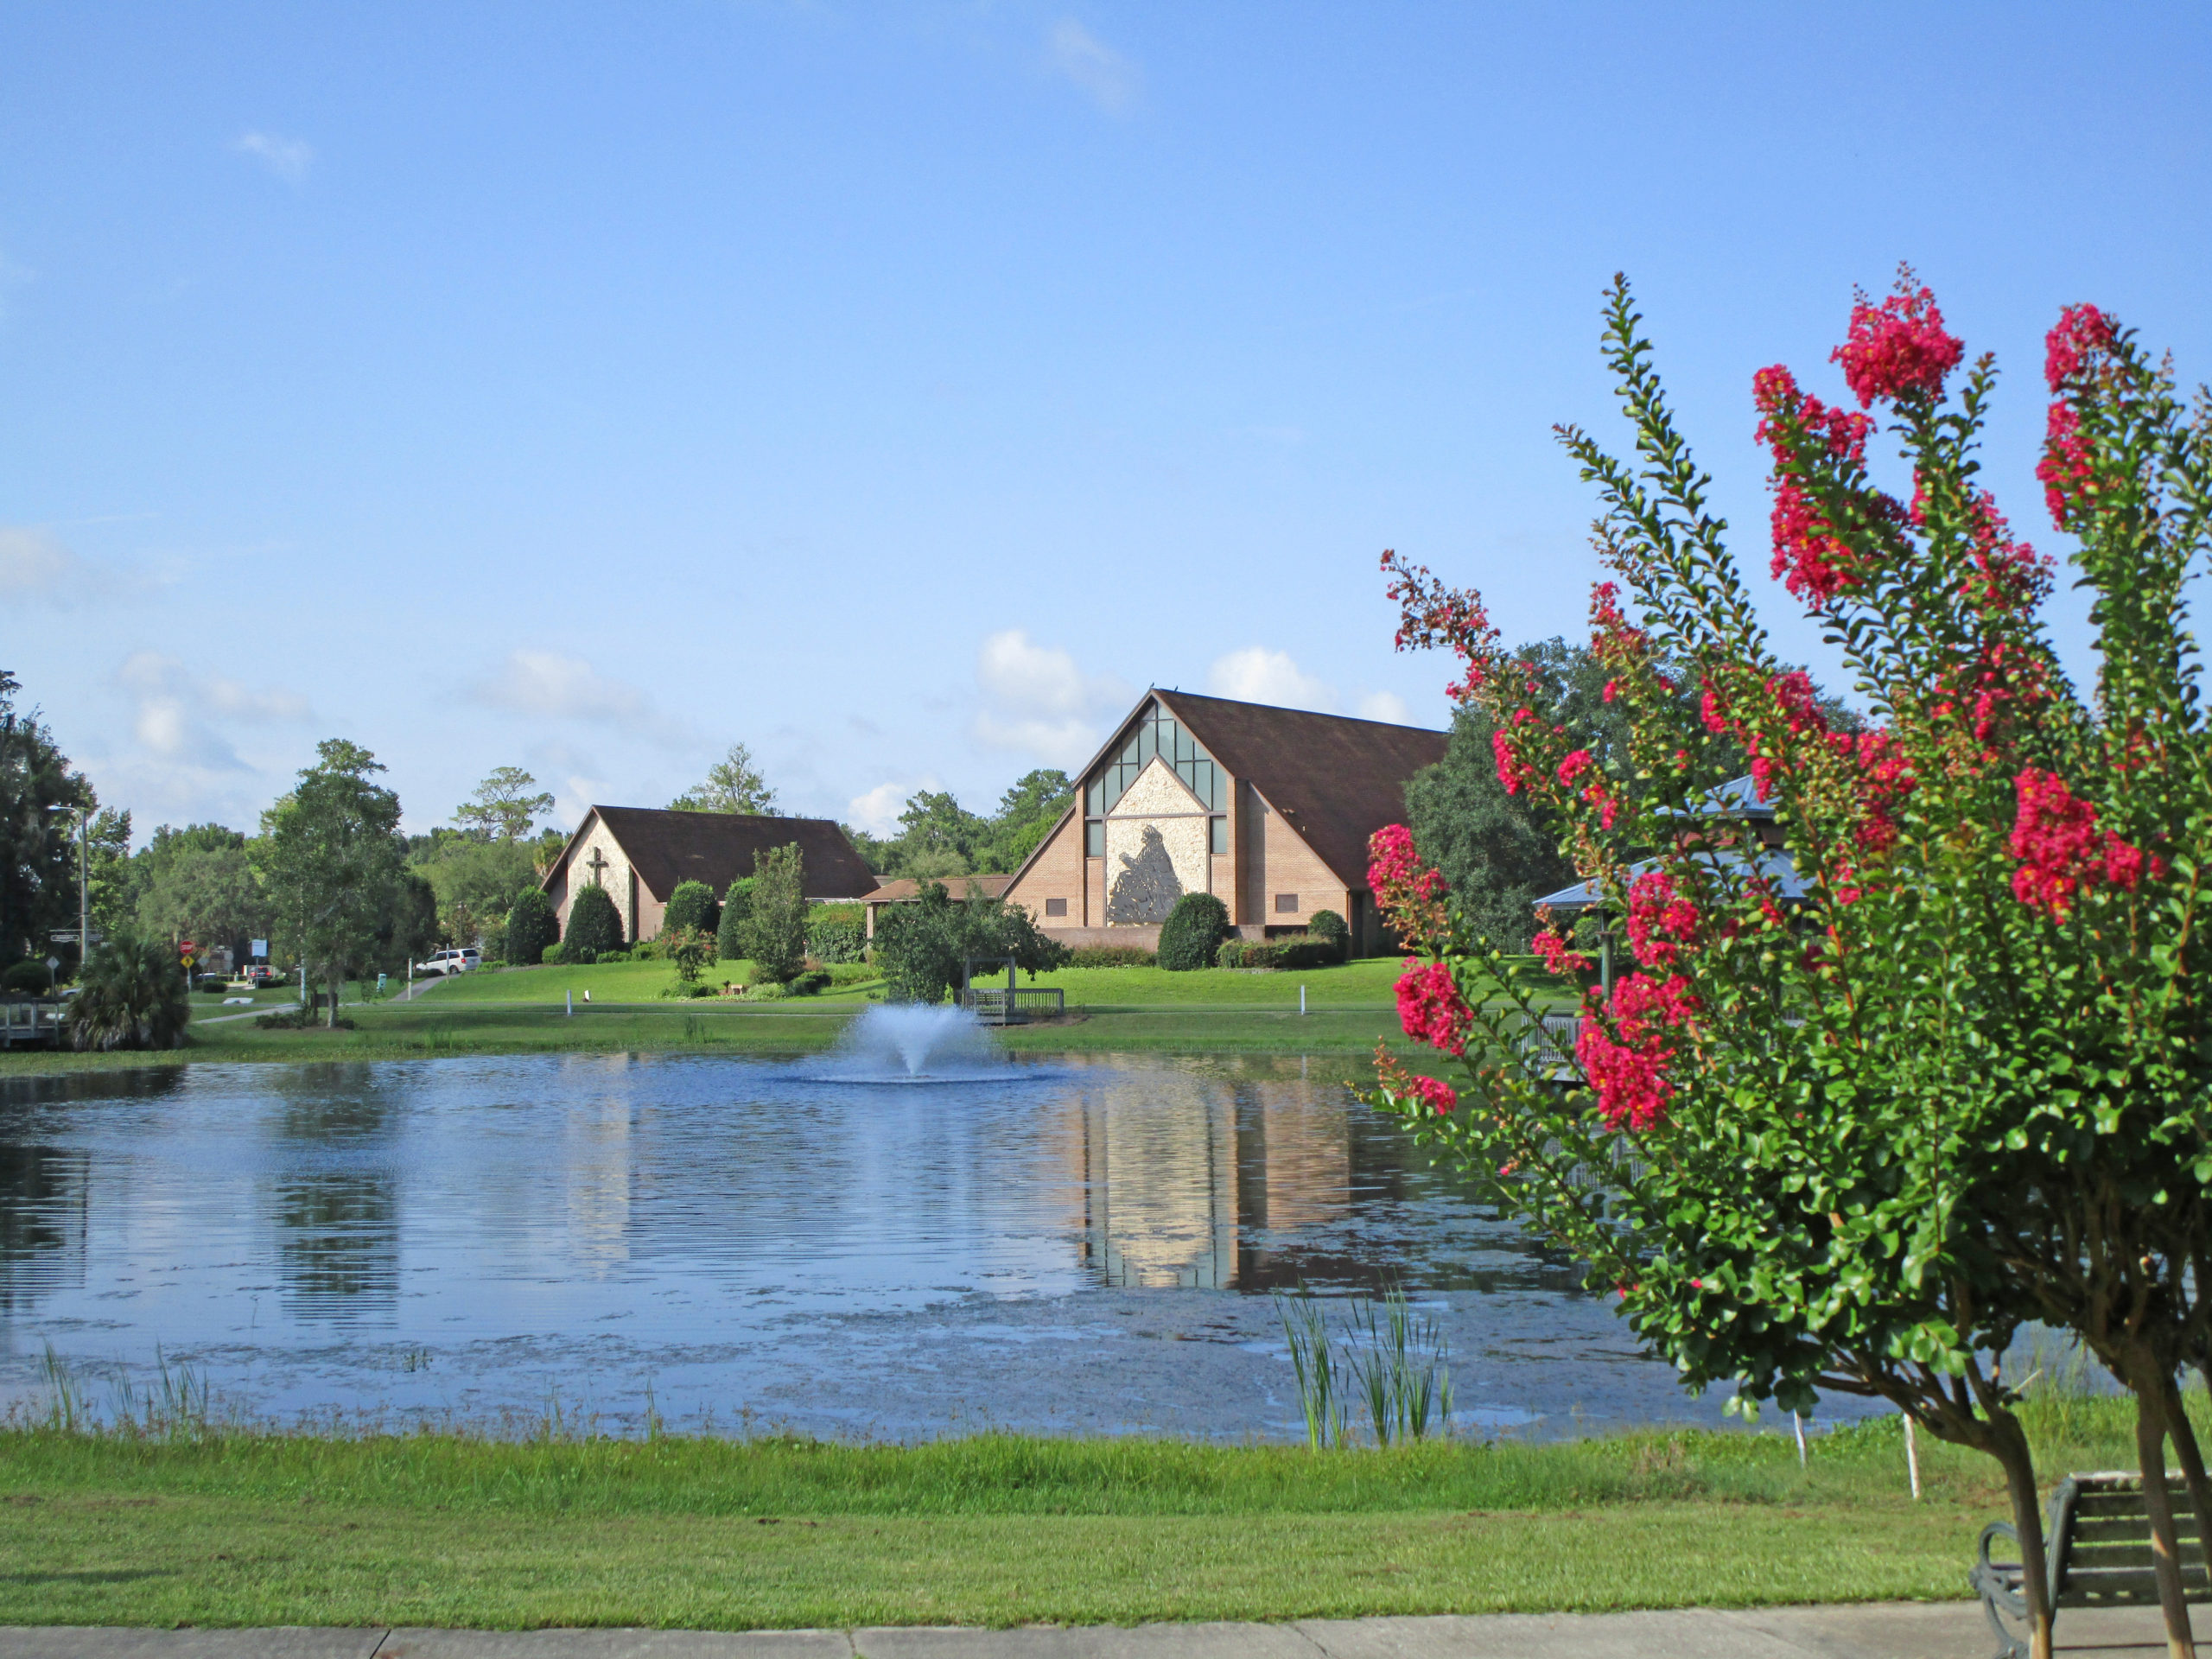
[417, 948, 481, 976]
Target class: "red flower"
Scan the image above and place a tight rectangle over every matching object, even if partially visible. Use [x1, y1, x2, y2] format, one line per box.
[2009, 768, 2163, 918]
[1396, 959, 1473, 1057]
[1625, 872, 1700, 972]
[1492, 729, 1536, 796]
[2036, 401, 2095, 530]
[1402, 1075, 1457, 1116]
[1831, 277, 1963, 407]
[2044, 303, 2115, 391]
[1576, 971, 1697, 1131]
[1769, 480, 1859, 604]
[1368, 824, 1450, 942]
[1532, 925, 1592, 976]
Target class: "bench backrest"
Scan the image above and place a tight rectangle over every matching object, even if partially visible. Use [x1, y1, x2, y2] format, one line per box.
[2050, 1471, 2209, 1608]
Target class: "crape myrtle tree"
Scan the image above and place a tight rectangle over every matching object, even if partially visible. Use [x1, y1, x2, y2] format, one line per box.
[1365, 274, 2212, 1659]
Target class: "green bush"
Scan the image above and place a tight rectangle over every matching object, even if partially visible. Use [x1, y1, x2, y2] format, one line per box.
[1275, 936, 1339, 969]
[1241, 940, 1281, 969]
[2, 958, 54, 995]
[596, 947, 632, 964]
[808, 912, 866, 964]
[1068, 944, 1156, 969]
[1215, 938, 1244, 969]
[65, 931, 190, 1051]
[1158, 893, 1230, 972]
[743, 845, 810, 984]
[827, 961, 879, 986]
[716, 876, 756, 962]
[665, 925, 715, 984]
[788, 969, 832, 996]
[1308, 909, 1350, 960]
[565, 883, 625, 957]
[629, 938, 661, 961]
[663, 880, 720, 938]
[505, 887, 558, 966]
[875, 880, 1071, 1003]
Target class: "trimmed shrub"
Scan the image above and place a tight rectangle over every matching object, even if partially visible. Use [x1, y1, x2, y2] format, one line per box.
[1214, 938, 1244, 969]
[1308, 909, 1350, 961]
[665, 925, 715, 984]
[1275, 935, 1339, 969]
[565, 884, 625, 957]
[716, 876, 756, 963]
[827, 961, 878, 987]
[1158, 893, 1230, 972]
[743, 845, 809, 983]
[788, 969, 831, 996]
[1068, 945, 1155, 968]
[630, 938, 661, 961]
[596, 947, 632, 964]
[1240, 941, 1281, 969]
[663, 880, 720, 938]
[3, 959, 54, 995]
[506, 887, 558, 966]
[806, 902, 866, 965]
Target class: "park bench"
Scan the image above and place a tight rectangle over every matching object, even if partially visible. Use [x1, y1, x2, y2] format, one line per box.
[1973, 1471, 2209, 1658]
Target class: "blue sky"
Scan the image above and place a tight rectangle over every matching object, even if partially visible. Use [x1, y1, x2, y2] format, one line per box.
[5, 3, 2208, 839]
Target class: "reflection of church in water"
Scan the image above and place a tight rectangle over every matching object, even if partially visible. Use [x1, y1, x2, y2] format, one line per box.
[1055, 1069, 1397, 1291]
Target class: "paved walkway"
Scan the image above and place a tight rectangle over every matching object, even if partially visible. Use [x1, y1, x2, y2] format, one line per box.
[1, 1604, 2204, 1657]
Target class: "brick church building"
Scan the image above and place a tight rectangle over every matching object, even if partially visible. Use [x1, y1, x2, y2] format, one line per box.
[1001, 690, 1446, 957]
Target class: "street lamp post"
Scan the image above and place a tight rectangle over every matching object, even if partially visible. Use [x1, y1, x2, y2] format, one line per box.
[46, 804, 87, 978]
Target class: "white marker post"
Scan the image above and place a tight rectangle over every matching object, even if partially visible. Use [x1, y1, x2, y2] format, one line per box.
[1904, 1414, 1922, 1499]
[566, 990, 574, 1017]
[1792, 1410, 1808, 1468]
[1300, 985, 1306, 1017]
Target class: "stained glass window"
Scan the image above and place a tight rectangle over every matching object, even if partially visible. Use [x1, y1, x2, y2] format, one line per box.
[1091, 703, 1224, 812]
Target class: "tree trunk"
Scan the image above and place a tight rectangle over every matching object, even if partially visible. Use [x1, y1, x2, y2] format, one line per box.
[1989, 1408, 2057, 1659]
[2159, 1370, 2212, 1579]
[2137, 1388, 2196, 1658]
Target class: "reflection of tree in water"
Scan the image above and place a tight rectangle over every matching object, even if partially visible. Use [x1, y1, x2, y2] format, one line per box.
[274, 1173, 397, 1319]
[0, 1145, 88, 1312]
[1105, 824, 1182, 925]
[268, 1075, 401, 1321]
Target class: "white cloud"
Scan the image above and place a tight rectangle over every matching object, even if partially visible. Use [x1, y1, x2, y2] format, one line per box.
[1357, 690, 1412, 725]
[848, 779, 929, 837]
[0, 527, 98, 607]
[971, 628, 1132, 764]
[1047, 18, 1139, 113]
[115, 652, 311, 772]
[234, 130, 315, 184]
[471, 650, 687, 744]
[1207, 646, 1340, 715]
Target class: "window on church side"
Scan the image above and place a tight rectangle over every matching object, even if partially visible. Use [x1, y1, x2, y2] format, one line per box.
[1209, 817, 1227, 855]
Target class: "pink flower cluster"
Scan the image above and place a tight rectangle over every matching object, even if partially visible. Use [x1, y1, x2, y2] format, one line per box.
[1850, 729, 1916, 855]
[1396, 959, 1473, 1057]
[2037, 402, 2095, 530]
[2009, 767, 2163, 918]
[1753, 365, 1881, 606]
[1492, 728, 1536, 796]
[1383, 550, 1500, 702]
[1624, 872, 1700, 972]
[1553, 747, 1618, 829]
[2044, 304, 2115, 391]
[1576, 971, 1697, 1131]
[1831, 280, 1964, 408]
[1961, 491, 2053, 615]
[1401, 1075, 1458, 1116]
[1531, 925, 1591, 976]
[1367, 824, 1449, 942]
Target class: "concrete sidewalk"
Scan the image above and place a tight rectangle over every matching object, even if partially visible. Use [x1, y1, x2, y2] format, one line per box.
[0, 1604, 2202, 1657]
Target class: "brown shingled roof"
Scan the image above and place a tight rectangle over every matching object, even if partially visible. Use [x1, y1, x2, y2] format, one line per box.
[546, 807, 877, 902]
[1152, 690, 1447, 889]
[861, 874, 1014, 906]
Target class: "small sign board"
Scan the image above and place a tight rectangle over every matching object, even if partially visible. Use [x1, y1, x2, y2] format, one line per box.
[44, 957, 58, 976]
[251, 939, 269, 960]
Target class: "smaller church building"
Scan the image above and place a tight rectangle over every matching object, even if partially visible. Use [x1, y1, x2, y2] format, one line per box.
[540, 807, 877, 944]
[1002, 690, 1446, 957]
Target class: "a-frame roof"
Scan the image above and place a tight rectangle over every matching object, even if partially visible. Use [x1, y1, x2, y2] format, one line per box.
[543, 807, 876, 903]
[1005, 690, 1448, 894]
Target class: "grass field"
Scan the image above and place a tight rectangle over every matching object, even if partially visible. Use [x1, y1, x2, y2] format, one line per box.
[1, 954, 1508, 1075]
[0, 1386, 2151, 1630]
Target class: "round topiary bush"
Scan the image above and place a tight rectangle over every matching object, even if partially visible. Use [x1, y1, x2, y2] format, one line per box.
[1158, 892, 1230, 972]
[506, 887, 559, 966]
[1308, 909, 1350, 961]
[565, 883, 626, 957]
[2, 957, 54, 995]
[663, 880, 719, 939]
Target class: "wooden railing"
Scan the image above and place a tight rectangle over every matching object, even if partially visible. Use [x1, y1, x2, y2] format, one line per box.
[0, 998, 66, 1049]
[958, 987, 1066, 1026]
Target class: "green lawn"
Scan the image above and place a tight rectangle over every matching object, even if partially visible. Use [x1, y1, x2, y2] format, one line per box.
[0, 1408, 2113, 1629]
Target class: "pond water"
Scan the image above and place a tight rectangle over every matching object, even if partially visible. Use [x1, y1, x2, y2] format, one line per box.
[0, 1027, 1882, 1440]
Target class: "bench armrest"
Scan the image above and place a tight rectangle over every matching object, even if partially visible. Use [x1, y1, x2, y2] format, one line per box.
[1972, 1522, 2031, 1659]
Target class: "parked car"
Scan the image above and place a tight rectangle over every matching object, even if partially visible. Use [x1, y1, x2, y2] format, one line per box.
[416, 948, 482, 977]
[243, 964, 278, 988]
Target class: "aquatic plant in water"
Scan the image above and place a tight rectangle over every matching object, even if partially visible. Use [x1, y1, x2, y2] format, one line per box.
[1276, 1285, 1452, 1449]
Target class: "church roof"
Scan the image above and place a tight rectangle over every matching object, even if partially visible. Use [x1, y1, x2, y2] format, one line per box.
[549, 807, 877, 902]
[1150, 690, 1448, 890]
